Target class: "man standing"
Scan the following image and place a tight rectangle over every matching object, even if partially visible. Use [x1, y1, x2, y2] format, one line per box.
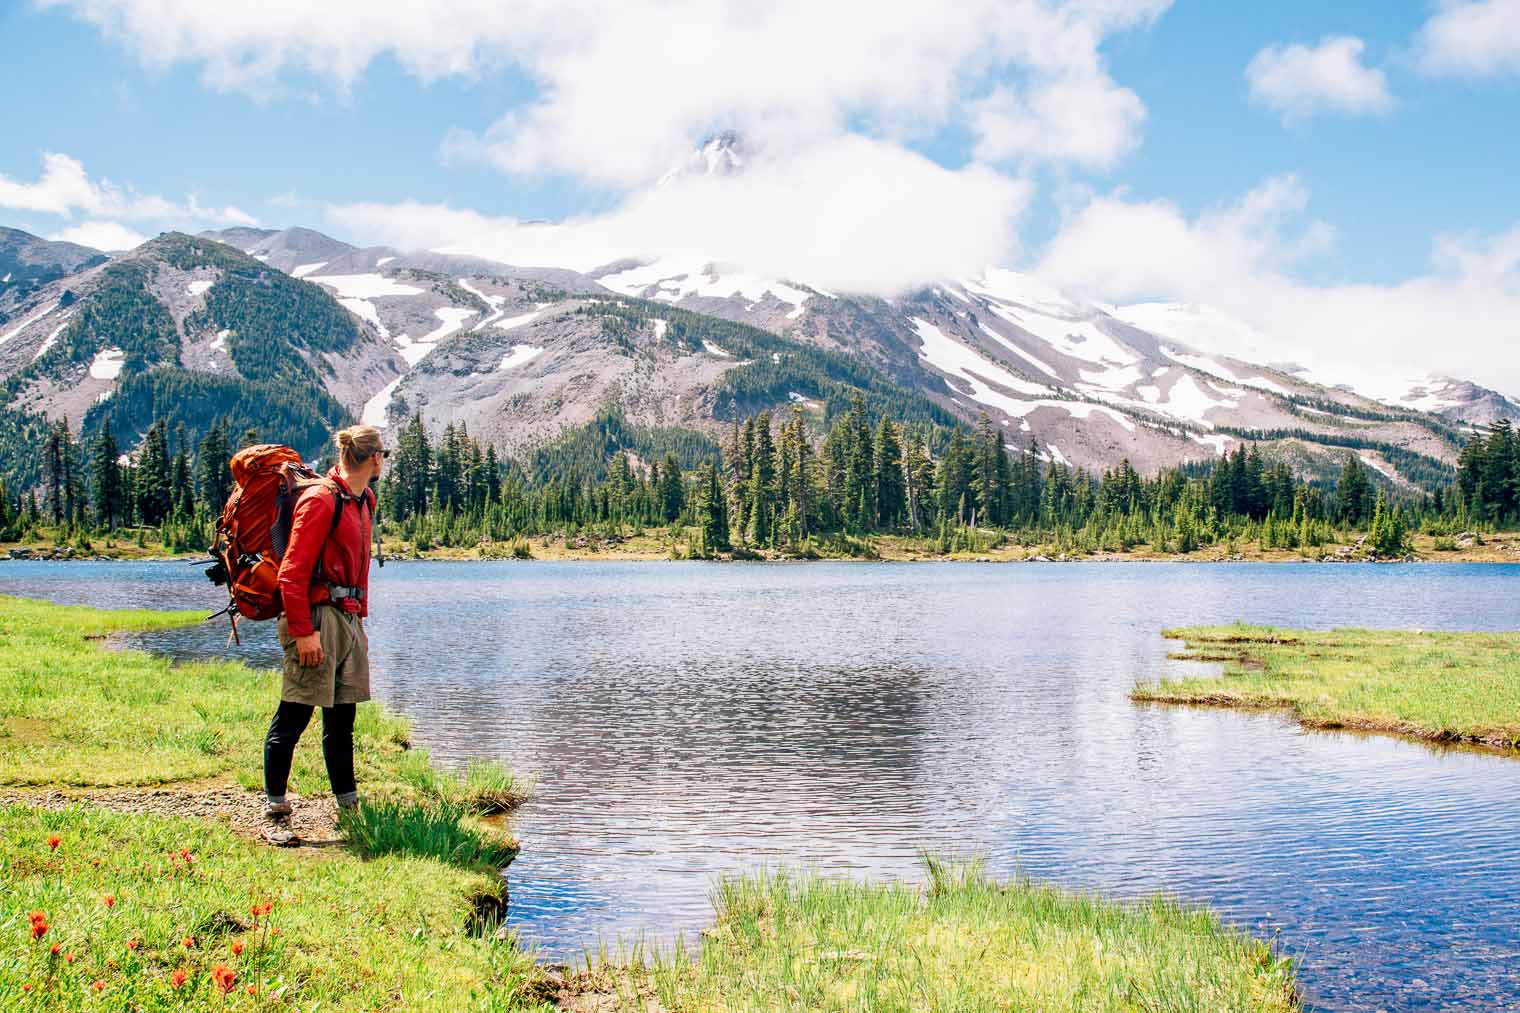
[262, 424, 384, 843]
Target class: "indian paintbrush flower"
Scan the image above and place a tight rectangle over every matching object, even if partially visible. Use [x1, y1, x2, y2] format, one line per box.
[231, 940, 244, 956]
[46, 835, 60, 850]
[170, 969, 187, 989]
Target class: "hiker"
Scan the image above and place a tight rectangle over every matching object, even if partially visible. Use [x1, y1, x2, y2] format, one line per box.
[262, 424, 384, 840]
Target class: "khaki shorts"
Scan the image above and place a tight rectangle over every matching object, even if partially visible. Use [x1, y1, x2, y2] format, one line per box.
[277, 607, 371, 709]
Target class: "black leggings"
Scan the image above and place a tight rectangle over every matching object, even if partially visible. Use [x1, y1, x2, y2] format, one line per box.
[262, 700, 356, 799]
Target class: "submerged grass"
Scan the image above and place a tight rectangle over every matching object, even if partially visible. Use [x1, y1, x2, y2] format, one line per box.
[1134, 623, 1520, 751]
[581, 857, 1297, 1012]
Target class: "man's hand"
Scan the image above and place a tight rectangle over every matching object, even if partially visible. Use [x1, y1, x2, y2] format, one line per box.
[295, 633, 323, 668]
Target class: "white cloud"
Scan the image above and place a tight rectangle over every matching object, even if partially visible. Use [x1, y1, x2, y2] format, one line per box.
[1246, 37, 1393, 122]
[971, 76, 1146, 169]
[0, 151, 256, 234]
[48, 220, 149, 251]
[1417, 0, 1520, 77]
[329, 135, 1033, 295]
[1039, 181, 1520, 397]
[42, 0, 1168, 185]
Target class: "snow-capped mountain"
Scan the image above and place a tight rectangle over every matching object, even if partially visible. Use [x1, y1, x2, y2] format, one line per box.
[656, 131, 746, 188]
[0, 215, 1512, 488]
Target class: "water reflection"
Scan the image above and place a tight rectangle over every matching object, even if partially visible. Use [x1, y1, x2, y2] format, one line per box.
[3, 560, 1518, 1012]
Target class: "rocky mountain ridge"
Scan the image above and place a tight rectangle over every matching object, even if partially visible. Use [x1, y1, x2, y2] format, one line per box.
[0, 221, 1512, 491]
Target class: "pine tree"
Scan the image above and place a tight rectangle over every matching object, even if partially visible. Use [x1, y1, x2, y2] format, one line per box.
[658, 452, 684, 523]
[697, 462, 731, 554]
[1337, 454, 1371, 526]
[136, 420, 172, 526]
[746, 411, 776, 544]
[43, 424, 64, 524]
[197, 420, 233, 515]
[92, 421, 124, 530]
[874, 417, 905, 530]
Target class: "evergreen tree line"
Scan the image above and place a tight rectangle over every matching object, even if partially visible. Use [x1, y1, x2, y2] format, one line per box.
[4, 403, 1517, 559]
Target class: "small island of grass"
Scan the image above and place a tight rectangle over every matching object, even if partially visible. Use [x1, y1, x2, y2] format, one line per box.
[1135, 624, 1520, 753]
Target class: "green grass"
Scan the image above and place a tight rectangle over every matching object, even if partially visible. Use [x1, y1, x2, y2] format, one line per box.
[581, 857, 1297, 1012]
[0, 805, 552, 1011]
[0, 594, 550, 1009]
[338, 799, 520, 871]
[1134, 623, 1520, 750]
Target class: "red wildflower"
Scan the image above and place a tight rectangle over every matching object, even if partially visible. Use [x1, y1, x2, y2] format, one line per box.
[180, 849, 193, 863]
[28, 910, 46, 925]
[20, 983, 31, 992]
[31, 920, 48, 941]
[230, 940, 244, 956]
[49, 943, 60, 956]
[127, 939, 139, 951]
[102, 894, 115, 908]
[66, 952, 76, 964]
[182, 936, 195, 949]
[46, 835, 60, 850]
[246, 984, 257, 996]
[270, 927, 279, 936]
[93, 980, 105, 992]
[169, 969, 187, 989]
[211, 963, 237, 993]
[91, 859, 100, 867]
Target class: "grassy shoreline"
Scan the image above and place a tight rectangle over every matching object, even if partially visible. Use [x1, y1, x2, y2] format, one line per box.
[4, 527, 1519, 565]
[1135, 624, 1520, 754]
[1, 596, 1301, 1010]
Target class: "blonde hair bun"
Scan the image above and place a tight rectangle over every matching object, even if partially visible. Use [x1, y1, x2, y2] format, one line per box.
[335, 424, 384, 468]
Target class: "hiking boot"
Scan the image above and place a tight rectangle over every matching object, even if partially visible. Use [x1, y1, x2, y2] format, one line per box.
[261, 803, 298, 847]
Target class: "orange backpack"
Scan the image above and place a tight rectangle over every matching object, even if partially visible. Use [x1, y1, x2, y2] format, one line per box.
[206, 444, 346, 631]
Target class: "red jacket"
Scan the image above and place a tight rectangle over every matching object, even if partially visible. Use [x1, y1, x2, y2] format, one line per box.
[277, 468, 374, 638]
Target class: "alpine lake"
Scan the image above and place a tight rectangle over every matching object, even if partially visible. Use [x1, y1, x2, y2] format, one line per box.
[3, 558, 1517, 1012]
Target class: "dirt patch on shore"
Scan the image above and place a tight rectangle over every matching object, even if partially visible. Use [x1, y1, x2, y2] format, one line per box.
[0, 784, 345, 847]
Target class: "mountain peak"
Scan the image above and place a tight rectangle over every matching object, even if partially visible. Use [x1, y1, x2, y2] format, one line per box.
[657, 131, 746, 188]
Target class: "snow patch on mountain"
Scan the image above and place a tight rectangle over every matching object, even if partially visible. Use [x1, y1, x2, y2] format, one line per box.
[982, 300, 1137, 368]
[291, 261, 327, 279]
[497, 344, 544, 371]
[361, 377, 402, 428]
[89, 347, 124, 380]
[32, 315, 72, 361]
[977, 321, 1060, 379]
[337, 298, 389, 338]
[313, 273, 425, 299]
[186, 279, 213, 296]
[457, 278, 507, 328]
[599, 258, 813, 318]
[494, 310, 541, 331]
[0, 303, 55, 346]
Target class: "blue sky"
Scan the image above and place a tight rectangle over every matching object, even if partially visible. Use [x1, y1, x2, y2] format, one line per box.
[1, 0, 1517, 390]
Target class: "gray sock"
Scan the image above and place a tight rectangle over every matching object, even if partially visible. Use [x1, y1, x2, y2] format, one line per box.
[335, 791, 358, 808]
[266, 795, 287, 809]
